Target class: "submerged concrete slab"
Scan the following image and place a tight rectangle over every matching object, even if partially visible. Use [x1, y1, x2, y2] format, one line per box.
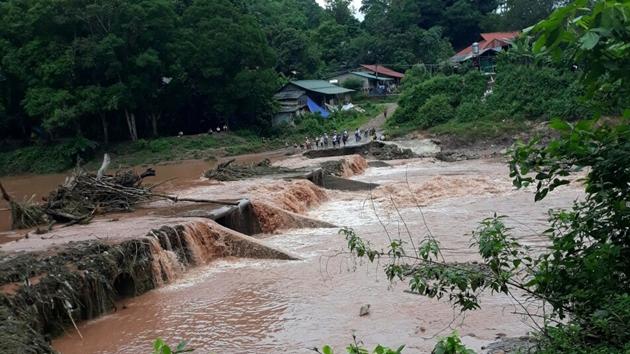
[322, 175, 379, 191]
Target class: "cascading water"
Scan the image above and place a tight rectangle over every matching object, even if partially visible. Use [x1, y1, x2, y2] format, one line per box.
[147, 237, 184, 286]
[50, 157, 584, 354]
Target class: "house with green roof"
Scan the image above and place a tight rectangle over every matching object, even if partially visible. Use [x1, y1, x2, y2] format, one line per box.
[272, 80, 354, 126]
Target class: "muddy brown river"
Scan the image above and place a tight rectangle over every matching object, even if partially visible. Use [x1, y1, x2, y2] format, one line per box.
[0, 149, 291, 234]
[43, 159, 580, 354]
[4, 155, 582, 353]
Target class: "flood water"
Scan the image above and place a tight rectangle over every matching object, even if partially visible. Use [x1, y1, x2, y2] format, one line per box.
[0, 149, 290, 234]
[51, 157, 582, 353]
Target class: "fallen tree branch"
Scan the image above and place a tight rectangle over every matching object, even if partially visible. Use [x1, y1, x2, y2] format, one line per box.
[0, 181, 11, 202]
[152, 194, 240, 205]
[96, 153, 111, 180]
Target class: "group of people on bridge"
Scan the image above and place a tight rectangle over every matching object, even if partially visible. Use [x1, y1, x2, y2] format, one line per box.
[299, 127, 377, 150]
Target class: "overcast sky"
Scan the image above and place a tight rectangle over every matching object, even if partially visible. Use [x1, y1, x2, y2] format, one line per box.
[315, 0, 364, 19]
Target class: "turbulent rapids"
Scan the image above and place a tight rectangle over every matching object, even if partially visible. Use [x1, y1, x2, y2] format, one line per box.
[0, 154, 583, 353]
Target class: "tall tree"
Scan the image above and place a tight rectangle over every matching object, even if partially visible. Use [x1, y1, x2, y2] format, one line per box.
[325, 0, 357, 26]
[497, 0, 569, 30]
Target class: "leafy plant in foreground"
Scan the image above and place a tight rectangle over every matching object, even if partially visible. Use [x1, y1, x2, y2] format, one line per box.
[152, 338, 193, 354]
[342, 1, 630, 352]
[314, 334, 405, 354]
[433, 332, 476, 354]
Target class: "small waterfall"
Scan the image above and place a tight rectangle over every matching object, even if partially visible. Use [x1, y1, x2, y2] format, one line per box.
[269, 180, 328, 213]
[147, 237, 184, 286]
[181, 223, 225, 264]
[145, 221, 297, 288]
[340, 155, 368, 177]
[251, 202, 336, 233]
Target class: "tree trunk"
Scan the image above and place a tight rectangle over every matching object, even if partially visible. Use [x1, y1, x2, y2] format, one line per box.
[150, 112, 160, 137]
[101, 114, 109, 145]
[124, 109, 138, 141]
[75, 120, 83, 136]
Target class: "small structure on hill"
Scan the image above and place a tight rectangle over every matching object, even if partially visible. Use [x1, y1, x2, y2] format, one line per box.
[273, 80, 354, 126]
[328, 71, 394, 95]
[356, 64, 405, 86]
[451, 32, 520, 72]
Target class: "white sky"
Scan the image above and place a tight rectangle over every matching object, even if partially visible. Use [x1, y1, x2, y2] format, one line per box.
[316, 0, 364, 19]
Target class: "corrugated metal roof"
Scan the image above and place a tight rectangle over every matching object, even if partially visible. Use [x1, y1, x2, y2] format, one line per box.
[451, 32, 519, 62]
[274, 90, 305, 100]
[350, 71, 393, 81]
[290, 80, 354, 95]
[360, 64, 405, 78]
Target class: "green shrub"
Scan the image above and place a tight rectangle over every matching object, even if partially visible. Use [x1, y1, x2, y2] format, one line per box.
[394, 72, 486, 124]
[341, 77, 364, 91]
[433, 332, 476, 354]
[488, 61, 593, 120]
[454, 101, 485, 122]
[416, 94, 454, 128]
[0, 137, 98, 175]
[148, 139, 172, 153]
[401, 64, 430, 87]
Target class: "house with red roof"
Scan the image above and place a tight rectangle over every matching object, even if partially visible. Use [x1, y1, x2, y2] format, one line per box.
[358, 64, 405, 80]
[354, 64, 405, 94]
[451, 32, 520, 71]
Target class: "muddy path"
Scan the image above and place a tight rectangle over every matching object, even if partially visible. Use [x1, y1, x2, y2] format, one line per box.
[47, 157, 582, 354]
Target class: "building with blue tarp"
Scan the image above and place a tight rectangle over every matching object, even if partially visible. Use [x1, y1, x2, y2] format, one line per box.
[272, 80, 354, 126]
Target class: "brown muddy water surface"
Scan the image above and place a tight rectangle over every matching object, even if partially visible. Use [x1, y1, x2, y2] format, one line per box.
[0, 149, 291, 235]
[48, 157, 582, 353]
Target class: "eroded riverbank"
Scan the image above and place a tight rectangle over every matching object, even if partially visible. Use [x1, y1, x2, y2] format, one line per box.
[38, 156, 582, 353]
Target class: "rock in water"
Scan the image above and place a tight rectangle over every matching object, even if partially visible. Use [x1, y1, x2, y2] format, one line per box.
[359, 304, 371, 316]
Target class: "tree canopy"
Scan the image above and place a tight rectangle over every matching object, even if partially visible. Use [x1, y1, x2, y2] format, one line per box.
[0, 0, 560, 145]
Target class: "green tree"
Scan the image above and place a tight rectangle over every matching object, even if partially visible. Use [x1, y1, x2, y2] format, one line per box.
[499, 0, 569, 30]
[178, 0, 278, 128]
[325, 0, 357, 26]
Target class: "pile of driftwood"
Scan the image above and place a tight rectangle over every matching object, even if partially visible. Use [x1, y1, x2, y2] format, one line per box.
[204, 159, 294, 181]
[1, 155, 237, 230]
[1, 170, 158, 229]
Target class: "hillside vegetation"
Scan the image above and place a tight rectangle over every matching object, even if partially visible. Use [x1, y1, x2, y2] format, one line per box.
[386, 45, 619, 141]
[0, 0, 566, 174]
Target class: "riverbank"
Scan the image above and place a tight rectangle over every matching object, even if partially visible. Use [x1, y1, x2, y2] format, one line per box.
[0, 103, 389, 177]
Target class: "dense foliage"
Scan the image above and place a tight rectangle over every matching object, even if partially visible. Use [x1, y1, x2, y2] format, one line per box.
[0, 0, 279, 145]
[394, 70, 486, 127]
[391, 52, 602, 136]
[0, 0, 564, 149]
[345, 0, 630, 353]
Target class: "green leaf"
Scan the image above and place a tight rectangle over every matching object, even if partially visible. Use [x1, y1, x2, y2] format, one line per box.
[175, 341, 188, 351]
[323, 345, 333, 354]
[579, 31, 600, 50]
[549, 118, 571, 132]
[154, 339, 166, 351]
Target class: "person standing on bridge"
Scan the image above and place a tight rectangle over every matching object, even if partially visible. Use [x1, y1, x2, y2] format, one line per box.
[324, 133, 329, 147]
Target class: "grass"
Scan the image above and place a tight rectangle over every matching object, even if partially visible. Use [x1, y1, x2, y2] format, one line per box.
[352, 94, 399, 105]
[385, 117, 530, 143]
[0, 103, 387, 176]
[429, 119, 529, 141]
